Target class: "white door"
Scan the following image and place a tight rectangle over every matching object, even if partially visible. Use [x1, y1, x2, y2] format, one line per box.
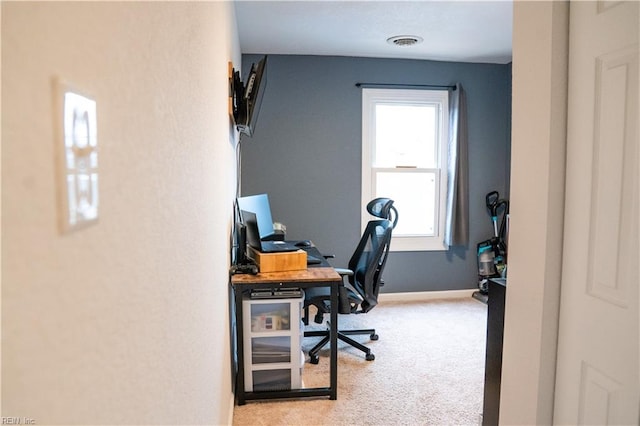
[554, 1, 639, 424]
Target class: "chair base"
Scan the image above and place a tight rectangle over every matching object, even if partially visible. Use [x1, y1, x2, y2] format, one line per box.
[304, 328, 378, 364]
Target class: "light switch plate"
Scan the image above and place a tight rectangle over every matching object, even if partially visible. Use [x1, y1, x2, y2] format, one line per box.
[56, 81, 99, 233]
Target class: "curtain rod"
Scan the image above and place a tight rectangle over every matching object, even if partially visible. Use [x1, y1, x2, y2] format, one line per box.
[355, 82, 456, 90]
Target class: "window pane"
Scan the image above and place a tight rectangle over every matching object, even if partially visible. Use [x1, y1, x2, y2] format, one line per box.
[375, 171, 436, 236]
[374, 103, 437, 168]
[362, 88, 449, 251]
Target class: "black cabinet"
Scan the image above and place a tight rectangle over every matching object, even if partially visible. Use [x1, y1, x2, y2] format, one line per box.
[482, 278, 506, 426]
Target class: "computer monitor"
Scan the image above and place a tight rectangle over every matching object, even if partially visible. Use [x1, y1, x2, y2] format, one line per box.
[237, 193, 275, 240]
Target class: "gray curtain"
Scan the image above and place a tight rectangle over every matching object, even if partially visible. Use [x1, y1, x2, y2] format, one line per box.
[444, 83, 469, 247]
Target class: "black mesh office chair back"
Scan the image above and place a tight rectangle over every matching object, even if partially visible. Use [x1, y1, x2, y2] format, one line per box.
[347, 219, 392, 313]
[304, 199, 396, 363]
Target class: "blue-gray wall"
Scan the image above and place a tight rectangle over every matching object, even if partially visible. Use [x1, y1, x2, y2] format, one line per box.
[240, 55, 511, 293]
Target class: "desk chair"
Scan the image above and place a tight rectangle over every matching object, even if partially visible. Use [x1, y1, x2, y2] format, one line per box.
[303, 198, 396, 363]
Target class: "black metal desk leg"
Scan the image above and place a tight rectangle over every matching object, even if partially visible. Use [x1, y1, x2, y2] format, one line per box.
[234, 286, 246, 405]
[329, 281, 338, 400]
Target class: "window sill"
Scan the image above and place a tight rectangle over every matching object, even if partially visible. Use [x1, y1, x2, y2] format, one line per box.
[390, 237, 448, 252]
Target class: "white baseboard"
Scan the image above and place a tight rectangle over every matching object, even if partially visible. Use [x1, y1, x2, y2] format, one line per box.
[378, 289, 475, 303]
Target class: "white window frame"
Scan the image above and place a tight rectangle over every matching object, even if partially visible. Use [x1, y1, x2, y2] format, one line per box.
[361, 88, 449, 251]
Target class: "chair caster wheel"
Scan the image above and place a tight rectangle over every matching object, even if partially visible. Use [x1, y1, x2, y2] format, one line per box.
[310, 355, 319, 365]
[366, 353, 375, 361]
[370, 333, 379, 340]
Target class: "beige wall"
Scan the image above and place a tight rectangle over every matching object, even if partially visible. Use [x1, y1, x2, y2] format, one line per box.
[501, 1, 568, 424]
[1, 2, 240, 424]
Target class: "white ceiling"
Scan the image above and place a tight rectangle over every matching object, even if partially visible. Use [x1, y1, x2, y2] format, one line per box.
[235, 1, 513, 64]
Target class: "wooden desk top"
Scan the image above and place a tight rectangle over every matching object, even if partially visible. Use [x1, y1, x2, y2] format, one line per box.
[231, 267, 341, 285]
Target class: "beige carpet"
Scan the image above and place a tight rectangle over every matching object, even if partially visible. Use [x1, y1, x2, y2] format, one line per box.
[233, 297, 487, 426]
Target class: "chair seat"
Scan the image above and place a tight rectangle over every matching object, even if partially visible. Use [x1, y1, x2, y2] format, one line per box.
[303, 285, 331, 300]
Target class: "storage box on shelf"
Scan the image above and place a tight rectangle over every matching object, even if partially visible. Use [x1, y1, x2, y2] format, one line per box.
[242, 293, 304, 392]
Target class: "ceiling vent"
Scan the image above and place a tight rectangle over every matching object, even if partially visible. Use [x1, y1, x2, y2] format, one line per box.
[387, 35, 423, 47]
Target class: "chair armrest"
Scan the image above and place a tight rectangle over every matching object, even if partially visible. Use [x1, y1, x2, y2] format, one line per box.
[334, 268, 354, 277]
[322, 254, 336, 259]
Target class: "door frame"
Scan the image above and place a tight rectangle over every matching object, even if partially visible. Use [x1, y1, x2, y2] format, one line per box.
[499, 2, 569, 424]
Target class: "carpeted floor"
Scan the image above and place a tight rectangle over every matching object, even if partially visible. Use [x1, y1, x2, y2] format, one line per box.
[233, 297, 487, 426]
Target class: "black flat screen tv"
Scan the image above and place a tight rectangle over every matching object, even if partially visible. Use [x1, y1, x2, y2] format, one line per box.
[236, 55, 268, 137]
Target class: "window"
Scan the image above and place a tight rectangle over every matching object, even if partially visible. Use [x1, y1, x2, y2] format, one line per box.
[361, 88, 449, 251]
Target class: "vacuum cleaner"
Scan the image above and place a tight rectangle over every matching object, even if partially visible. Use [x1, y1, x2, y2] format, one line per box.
[475, 191, 509, 296]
